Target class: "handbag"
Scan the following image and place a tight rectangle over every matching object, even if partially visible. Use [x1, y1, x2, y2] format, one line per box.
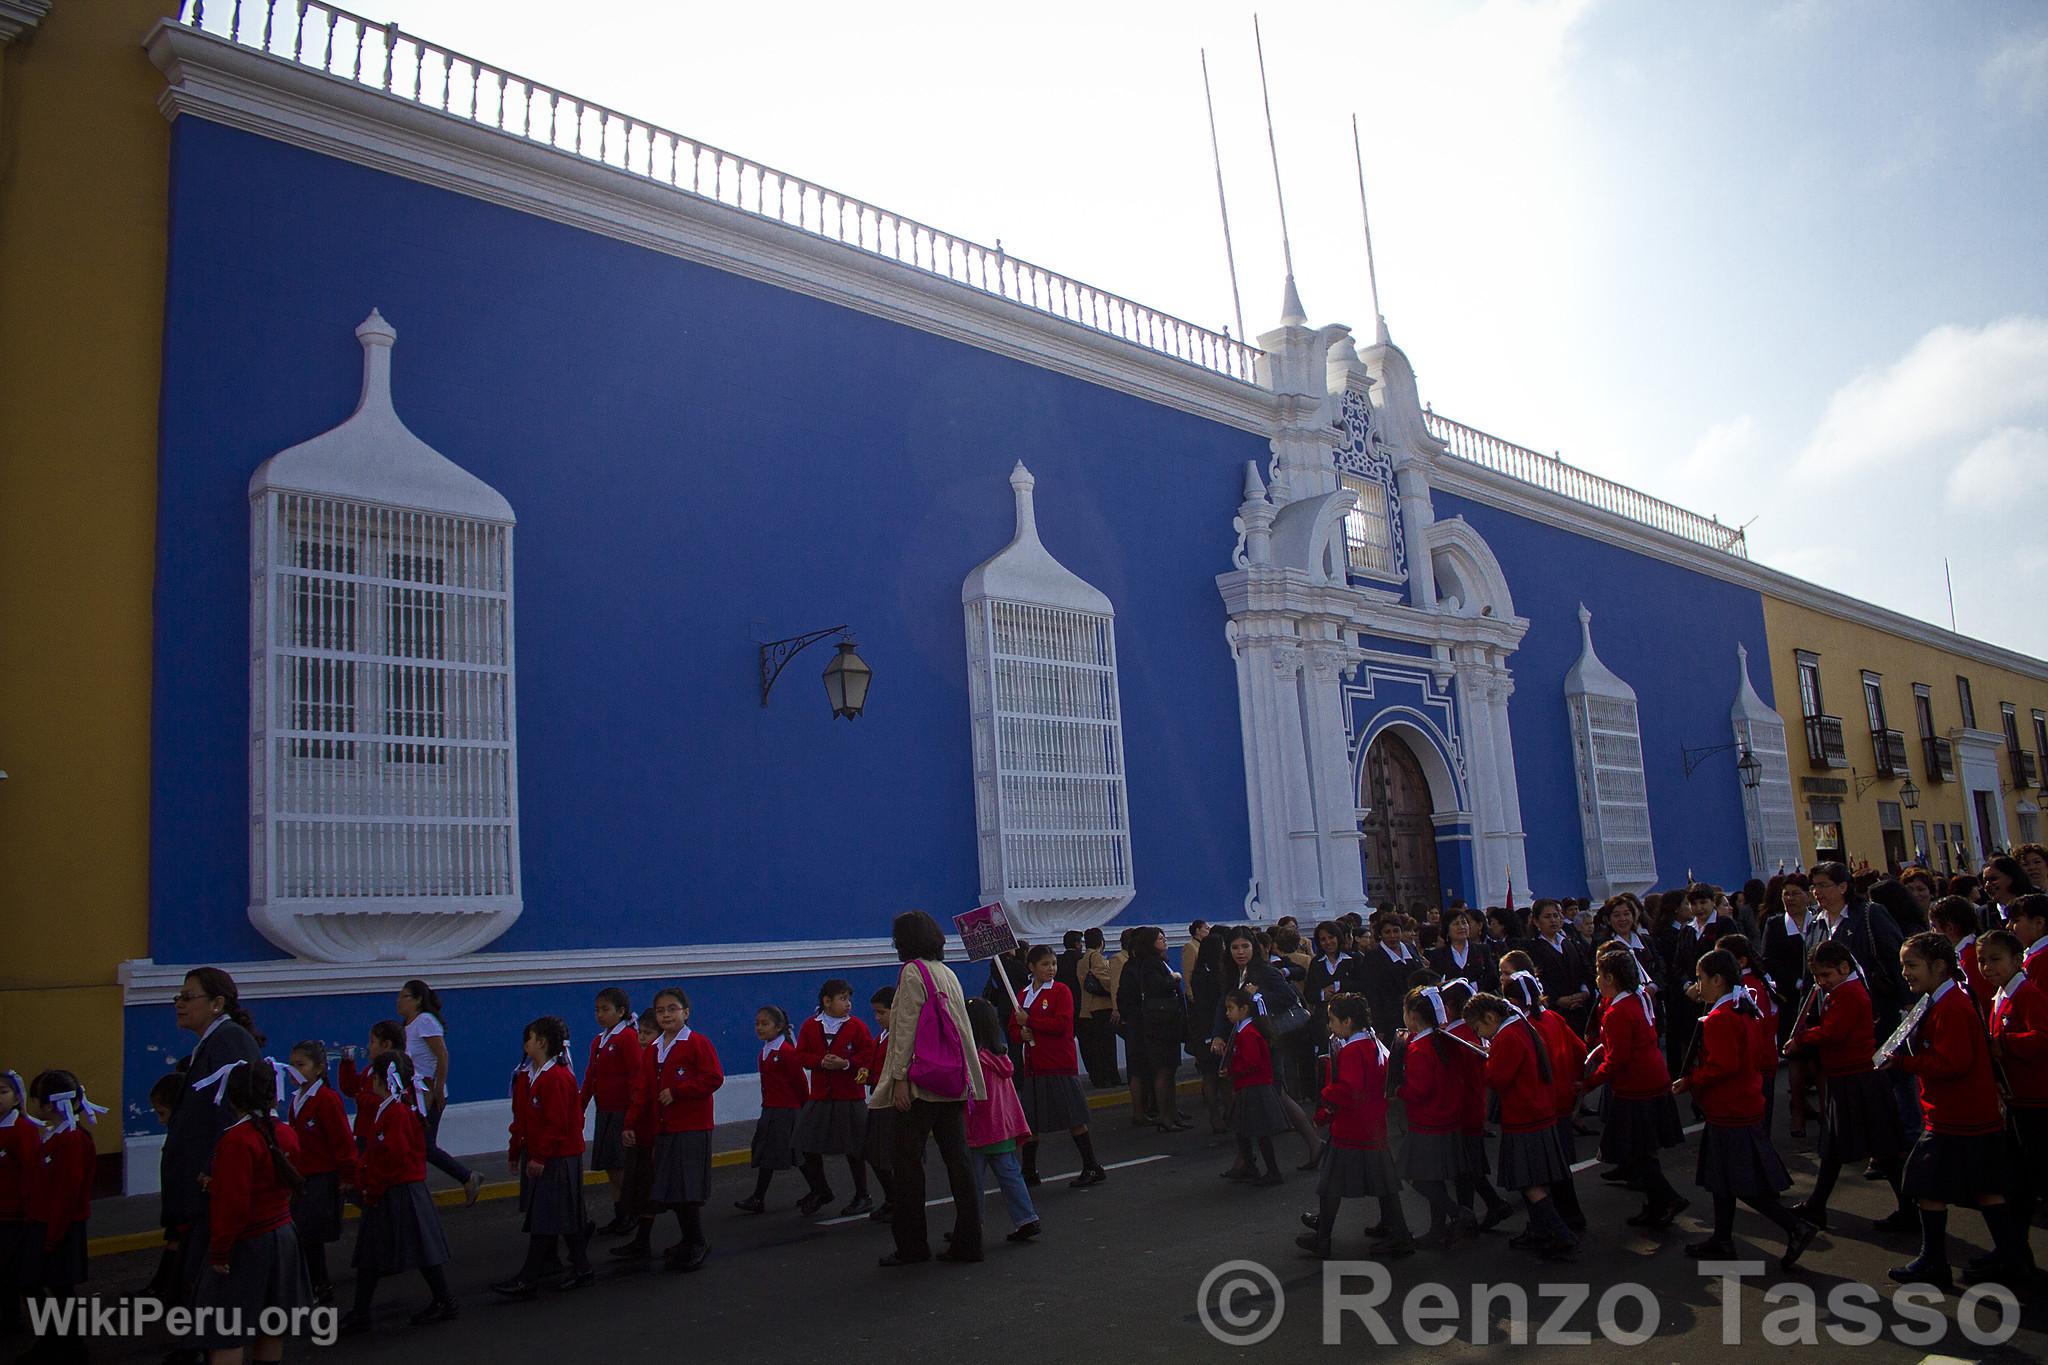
[905, 961, 970, 1100]
[1262, 980, 1312, 1037]
[1141, 965, 1186, 1027]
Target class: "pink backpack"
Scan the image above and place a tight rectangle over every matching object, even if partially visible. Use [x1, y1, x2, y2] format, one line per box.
[906, 961, 970, 1099]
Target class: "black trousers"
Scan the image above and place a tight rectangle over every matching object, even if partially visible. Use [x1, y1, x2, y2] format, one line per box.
[890, 1099, 982, 1261]
[1077, 1013, 1120, 1086]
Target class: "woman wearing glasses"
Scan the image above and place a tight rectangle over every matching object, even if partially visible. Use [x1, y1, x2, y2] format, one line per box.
[158, 967, 265, 1328]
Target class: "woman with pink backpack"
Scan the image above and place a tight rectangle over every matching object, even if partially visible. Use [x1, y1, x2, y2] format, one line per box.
[869, 910, 986, 1267]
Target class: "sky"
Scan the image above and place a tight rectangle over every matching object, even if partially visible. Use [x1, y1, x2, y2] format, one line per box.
[278, 0, 2048, 656]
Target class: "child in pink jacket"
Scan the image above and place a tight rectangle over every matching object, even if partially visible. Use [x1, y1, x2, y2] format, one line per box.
[965, 998, 1041, 1241]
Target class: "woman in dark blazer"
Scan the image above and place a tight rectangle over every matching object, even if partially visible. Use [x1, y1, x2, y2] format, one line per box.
[1424, 908, 1498, 997]
[1115, 927, 1191, 1131]
[161, 967, 264, 1297]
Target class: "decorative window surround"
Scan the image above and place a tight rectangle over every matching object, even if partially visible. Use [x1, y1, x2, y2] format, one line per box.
[1731, 643, 1802, 877]
[1565, 605, 1658, 899]
[248, 311, 521, 963]
[1332, 386, 1405, 584]
[963, 464, 1135, 937]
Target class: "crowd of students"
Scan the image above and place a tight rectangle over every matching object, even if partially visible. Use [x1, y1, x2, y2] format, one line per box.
[3, 849, 2045, 1360]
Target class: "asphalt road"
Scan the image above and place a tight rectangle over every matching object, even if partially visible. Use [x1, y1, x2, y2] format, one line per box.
[21, 1100, 2048, 1364]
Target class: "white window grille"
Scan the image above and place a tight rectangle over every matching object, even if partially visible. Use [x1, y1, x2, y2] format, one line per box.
[249, 311, 522, 962]
[963, 464, 1134, 936]
[1564, 606, 1657, 898]
[1331, 387, 1406, 583]
[1731, 644, 1802, 877]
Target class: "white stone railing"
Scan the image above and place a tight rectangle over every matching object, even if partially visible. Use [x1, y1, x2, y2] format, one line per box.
[175, 1, 1264, 383]
[1423, 409, 1750, 558]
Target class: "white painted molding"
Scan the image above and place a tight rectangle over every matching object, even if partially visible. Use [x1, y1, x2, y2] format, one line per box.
[0, 0, 51, 45]
[142, 22, 1272, 439]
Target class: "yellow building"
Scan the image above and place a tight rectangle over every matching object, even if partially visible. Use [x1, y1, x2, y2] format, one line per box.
[1761, 594, 2048, 875]
[0, 0, 177, 1166]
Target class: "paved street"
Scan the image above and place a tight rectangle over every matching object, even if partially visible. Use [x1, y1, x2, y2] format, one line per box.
[29, 1096, 2048, 1364]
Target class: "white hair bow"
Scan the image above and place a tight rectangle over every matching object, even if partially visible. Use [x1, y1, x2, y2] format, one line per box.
[190, 1060, 246, 1106]
[50, 1087, 110, 1134]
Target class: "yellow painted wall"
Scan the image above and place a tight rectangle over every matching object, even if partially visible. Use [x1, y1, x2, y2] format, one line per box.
[1761, 594, 2048, 874]
[0, 0, 183, 1155]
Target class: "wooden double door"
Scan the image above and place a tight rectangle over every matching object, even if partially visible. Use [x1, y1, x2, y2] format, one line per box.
[1359, 729, 1444, 913]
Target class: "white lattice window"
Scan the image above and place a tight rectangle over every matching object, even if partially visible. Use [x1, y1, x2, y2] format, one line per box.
[249, 311, 522, 963]
[1565, 607, 1657, 898]
[1340, 474, 1395, 577]
[1332, 387, 1406, 583]
[1731, 644, 1804, 876]
[963, 464, 1134, 936]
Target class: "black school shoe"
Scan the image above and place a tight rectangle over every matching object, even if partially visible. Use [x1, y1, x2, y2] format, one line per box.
[1888, 1258, 1954, 1292]
[1781, 1220, 1818, 1271]
[664, 1242, 709, 1274]
[1684, 1238, 1738, 1259]
[608, 1238, 651, 1260]
[732, 1196, 766, 1214]
[796, 1190, 833, 1216]
[1295, 1233, 1334, 1260]
[1069, 1167, 1107, 1189]
[410, 1299, 459, 1326]
[1367, 1235, 1417, 1258]
[840, 1196, 875, 1217]
[487, 1278, 538, 1301]
[557, 1269, 596, 1292]
[1006, 1221, 1041, 1243]
[1249, 1170, 1285, 1187]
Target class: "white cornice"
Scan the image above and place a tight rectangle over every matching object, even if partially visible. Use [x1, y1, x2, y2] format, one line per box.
[1428, 459, 2048, 684]
[143, 22, 1272, 438]
[0, 1, 51, 45]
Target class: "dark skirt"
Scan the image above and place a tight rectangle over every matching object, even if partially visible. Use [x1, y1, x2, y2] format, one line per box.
[520, 1153, 588, 1237]
[751, 1107, 799, 1171]
[1820, 1069, 1909, 1164]
[0, 1219, 39, 1295]
[1598, 1094, 1684, 1167]
[590, 1109, 628, 1173]
[290, 1170, 343, 1245]
[1459, 1132, 1493, 1176]
[1553, 1116, 1578, 1165]
[1317, 1143, 1400, 1199]
[190, 1224, 312, 1347]
[352, 1181, 451, 1276]
[1232, 1083, 1291, 1140]
[1902, 1129, 2011, 1206]
[650, 1129, 712, 1206]
[862, 1107, 895, 1171]
[1400, 1129, 1469, 1183]
[1695, 1122, 1791, 1199]
[39, 1222, 86, 1294]
[1019, 1073, 1090, 1133]
[793, 1098, 867, 1156]
[1496, 1127, 1571, 1190]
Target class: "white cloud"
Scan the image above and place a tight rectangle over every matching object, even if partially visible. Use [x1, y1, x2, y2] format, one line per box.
[1983, 29, 2048, 114]
[1946, 425, 2048, 508]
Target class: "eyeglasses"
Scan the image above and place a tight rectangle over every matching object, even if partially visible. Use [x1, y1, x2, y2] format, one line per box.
[170, 991, 213, 1004]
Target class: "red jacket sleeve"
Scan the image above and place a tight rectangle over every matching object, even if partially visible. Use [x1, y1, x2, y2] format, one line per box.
[313, 1089, 357, 1182]
[1898, 996, 1972, 1082]
[674, 1036, 724, 1100]
[793, 1019, 827, 1073]
[32, 1132, 93, 1249]
[206, 1130, 254, 1263]
[2001, 989, 2048, 1062]
[628, 1049, 655, 1135]
[1689, 1010, 1744, 1089]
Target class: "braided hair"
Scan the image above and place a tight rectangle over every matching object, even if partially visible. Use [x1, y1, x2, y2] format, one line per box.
[224, 1063, 305, 1194]
[524, 1015, 573, 1068]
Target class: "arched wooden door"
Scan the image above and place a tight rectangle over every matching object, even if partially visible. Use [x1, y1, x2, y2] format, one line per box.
[1359, 730, 1444, 913]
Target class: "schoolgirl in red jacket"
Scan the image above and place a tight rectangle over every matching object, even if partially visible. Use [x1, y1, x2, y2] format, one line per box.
[1586, 951, 1686, 1229]
[608, 1013, 665, 1261]
[1514, 972, 1590, 1236]
[624, 987, 723, 1273]
[1784, 941, 1911, 1233]
[0, 1069, 43, 1320]
[491, 1017, 592, 1300]
[337, 1019, 409, 1150]
[1223, 989, 1289, 1186]
[1673, 948, 1812, 1269]
[793, 979, 874, 1217]
[736, 1005, 806, 1213]
[1719, 934, 1781, 1134]
[25, 1071, 101, 1301]
[192, 1061, 311, 1356]
[1437, 977, 1513, 1230]
[1464, 988, 1574, 1261]
[339, 1051, 455, 1334]
[1297, 994, 1411, 1259]
[1887, 931, 2031, 1289]
[582, 987, 641, 1233]
[1012, 946, 1105, 1189]
[286, 1041, 355, 1304]
[1391, 986, 1481, 1245]
[1981, 929, 2046, 1224]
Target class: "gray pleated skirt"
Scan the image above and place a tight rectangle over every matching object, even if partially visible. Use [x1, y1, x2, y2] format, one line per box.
[191, 1224, 311, 1347]
[0, 1220, 37, 1295]
[1020, 1073, 1090, 1133]
[1496, 1127, 1570, 1190]
[1902, 1129, 2010, 1205]
[290, 1170, 343, 1245]
[351, 1181, 451, 1276]
[1232, 1083, 1291, 1140]
[1400, 1129, 1469, 1183]
[650, 1129, 712, 1206]
[751, 1107, 799, 1171]
[40, 1222, 86, 1293]
[1597, 1094, 1684, 1167]
[590, 1110, 628, 1173]
[1695, 1122, 1791, 1199]
[1820, 1069, 1909, 1164]
[793, 1098, 867, 1155]
[1460, 1132, 1492, 1176]
[1317, 1143, 1400, 1199]
[520, 1153, 588, 1236]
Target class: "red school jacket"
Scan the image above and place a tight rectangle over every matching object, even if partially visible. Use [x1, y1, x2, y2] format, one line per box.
[207, 1118, 300, 1263]
[507, 1063, 532, 1163]
[523, 1062, 586, 1160]
[630, 1029, 724, 1135]
[1532, 1008, 1587, 1119]
[0, 1112, 43, 1219]
[757, 1038, 809, 1110]
[336, 1055, 383, 1149]
[1317, 1035, 1391, 1150]
[581, 1021, 642, 1116]
[1396, 1031, 1464, 1136]
[1484, 1017, 1555, 1134]
[287, 1080, 356, 1182]
[1991, 972, 2048, 1107]
[1896, 982, 2004, 1136]
[1226, 1020, 1275, 1091]
[1010, 981, 1080, 1077]
[1686, 999, 1766, 1128]
[29, 1126, 95, 1249]
[1444, 1020, 1489, 1136]
[1586, 991, 1669, 1101]
[1793, 975, 1876, 1078]
[795, 1016, 872, 1103]
[359, 1097, 427, 1204]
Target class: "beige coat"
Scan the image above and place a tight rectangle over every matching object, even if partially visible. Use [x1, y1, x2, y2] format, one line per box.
[1079, 948, 1116, 1016]
[868, 957, 987, 1107]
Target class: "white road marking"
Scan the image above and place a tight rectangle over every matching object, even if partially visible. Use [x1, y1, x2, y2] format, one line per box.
[813, 1153, 1173, 1226]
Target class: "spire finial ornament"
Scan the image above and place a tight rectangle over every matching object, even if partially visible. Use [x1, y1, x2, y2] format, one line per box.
[354, 308, 396, 416]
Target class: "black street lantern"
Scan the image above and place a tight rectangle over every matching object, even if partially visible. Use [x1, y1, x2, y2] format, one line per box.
[822, 639, 873, 720]
[1900, 777, 1921, 810]
[1736, 746, 1763, 790]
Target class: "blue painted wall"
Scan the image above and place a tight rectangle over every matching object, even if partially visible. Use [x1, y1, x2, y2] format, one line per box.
[150, 118, 1264, 968]
[1429, 494, 1776, 899]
